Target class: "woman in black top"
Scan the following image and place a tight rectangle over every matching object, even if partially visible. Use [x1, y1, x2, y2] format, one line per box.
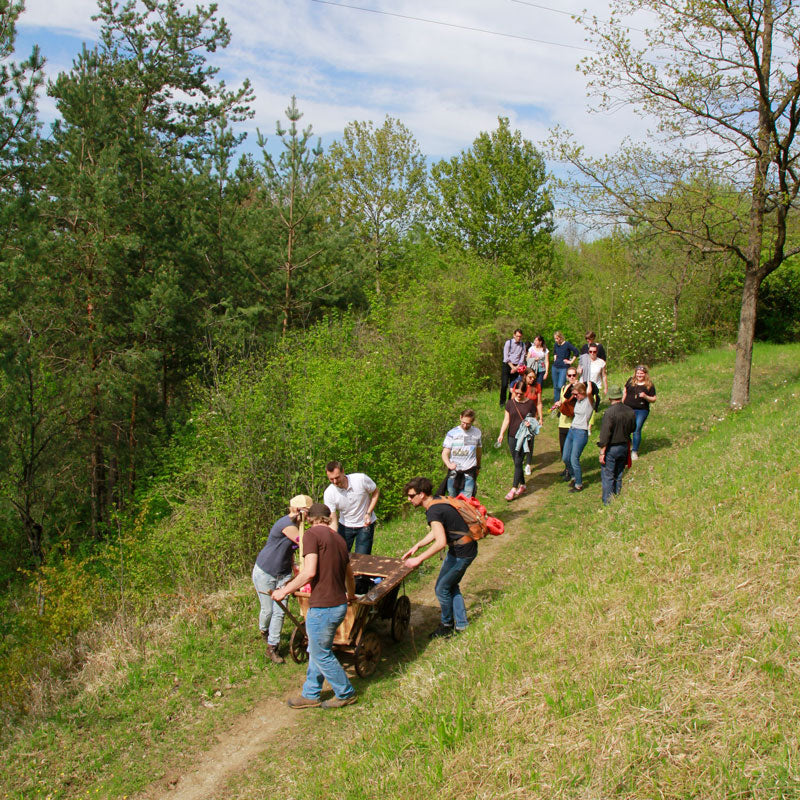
[622, 364, 657, 460]
[496, 382, 537, 500]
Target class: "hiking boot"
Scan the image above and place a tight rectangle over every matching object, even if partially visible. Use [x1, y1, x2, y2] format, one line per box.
[287, 694, 321, 709]
[569, 485, 584, 493]
[524, 464, 532, 476]
[631, 451, 639, 461]
[568, 478, 575, 487]
[320, 695, 357, 709]
[267, 644, 285, 665]
[429, 623, 455, 639]
[504, 488, 516, 501]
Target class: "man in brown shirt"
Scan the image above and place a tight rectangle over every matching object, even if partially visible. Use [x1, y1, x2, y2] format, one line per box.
[272, 502, 357, 709]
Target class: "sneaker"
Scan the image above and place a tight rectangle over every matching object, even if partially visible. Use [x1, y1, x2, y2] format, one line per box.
[631, 451, 639, 461]
[515, 485, 526, 497]
[524, 464, 532, 476]
[569, 485, 584, 493]
[504, 488, 516, 501]
[266, 644, 285, 665]
[568, 478, 575, 487]
[429, 623, 455, 639]
[320, 695, 358, 709]
[287, 694, 321, 709]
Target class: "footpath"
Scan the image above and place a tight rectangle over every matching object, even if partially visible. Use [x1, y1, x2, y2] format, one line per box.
[134, 429, 564, 800]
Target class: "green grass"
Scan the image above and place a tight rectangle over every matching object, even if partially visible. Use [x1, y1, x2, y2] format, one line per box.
[2, 343, 799, 799]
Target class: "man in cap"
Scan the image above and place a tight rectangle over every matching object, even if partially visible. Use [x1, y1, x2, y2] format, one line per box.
[597, 385, 636, 505]
[323, 461, 380, 554]
[252, 494, 313, 664]
[272, 502, 358, 709]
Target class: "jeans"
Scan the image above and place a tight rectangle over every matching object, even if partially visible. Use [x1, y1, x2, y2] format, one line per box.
[447, 471, 476, 498]
[535, 369, 545, 387]
[632, 408, 649, 452]
[552, 365, 568, 403]
[435, 551, 476, 630]
[601, 443, 628, 505]
[302, 604, 355, 701]
[562, 427, 589, 486]
[252, 564, 291, 646]
[507, 432, 526, 487]
[337, 522, 375, 554]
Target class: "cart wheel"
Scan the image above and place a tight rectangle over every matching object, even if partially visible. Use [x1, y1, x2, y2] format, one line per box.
[289, 624, 308, 664]
[391, 595, 411, 642]
[354, 631, 381, 677]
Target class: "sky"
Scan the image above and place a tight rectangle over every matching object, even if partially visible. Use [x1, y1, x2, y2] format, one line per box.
[14, 0, 653, 164]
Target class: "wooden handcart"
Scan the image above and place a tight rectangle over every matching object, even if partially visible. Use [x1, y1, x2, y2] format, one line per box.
[287, 553, 415, 677]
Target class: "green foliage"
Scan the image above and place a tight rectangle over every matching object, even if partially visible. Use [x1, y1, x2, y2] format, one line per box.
[758, 257, 800, 342]
[430, 117, 554, 276]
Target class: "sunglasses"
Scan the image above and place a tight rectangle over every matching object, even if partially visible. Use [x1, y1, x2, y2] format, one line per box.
[407, 492, 418, 500]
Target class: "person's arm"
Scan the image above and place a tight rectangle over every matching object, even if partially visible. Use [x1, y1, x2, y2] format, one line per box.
[622, 382, 628, 403]
[329, 512, 338, 531]
[502, 339, 512, 365]
[281, 524, 300, 542]
[536, 393, 543, 424]
[497, 409, 511, 442]
[363, 486, 379, 527]
[543, 351, 549, 381]
[403, 521, 447, 568]
[271, 552, 318, 602]
[442, 446, 455, 471]
[602, 365, 608, 396]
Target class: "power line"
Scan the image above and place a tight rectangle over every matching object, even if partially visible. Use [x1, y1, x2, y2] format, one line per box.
[510, 0, 647, 35]
[310, 0, 595, 52]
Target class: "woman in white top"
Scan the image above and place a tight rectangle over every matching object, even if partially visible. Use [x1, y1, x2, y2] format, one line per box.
[561, 382, 594, 493]
[525, 335, 549, 388]
[578, 343, 607, 399]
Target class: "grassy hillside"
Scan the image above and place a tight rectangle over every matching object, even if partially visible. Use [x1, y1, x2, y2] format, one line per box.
[2, 343, 799, 799]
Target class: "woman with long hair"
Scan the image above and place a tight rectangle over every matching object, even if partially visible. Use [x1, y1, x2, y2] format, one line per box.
[622, 364, 657, 460]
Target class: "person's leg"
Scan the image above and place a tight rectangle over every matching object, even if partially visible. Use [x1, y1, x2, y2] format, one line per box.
[252, 564, 276, 635]
[602, 444, 625, 504]
[337, 523, 357, 552]
[570, 429, 588, 487]
[611, 444, 627, 496]
[266, 573, 292, 645]
[536, 369, 544, 387]
[353, 523, 374, 555]
[601, 455, 614, 505]
[562, 428, 575, 477]
[553, 366, 566, 403]
[559, 426, 568, 458]
[500, 363, 511, 406]
[508, 433, 525, 487]
[435, 552, 475, 629]
[302, 605, 354, 700]
[446, 471, 457, 496]
[632, 408, 649, 452]
[461, 472, 476, 498]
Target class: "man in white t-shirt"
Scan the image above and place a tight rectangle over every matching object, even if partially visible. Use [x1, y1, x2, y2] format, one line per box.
[323, 461, 380, 554]
[441, 409, 482, 498]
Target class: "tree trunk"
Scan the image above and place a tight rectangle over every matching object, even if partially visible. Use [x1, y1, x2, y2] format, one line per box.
[730, 267, 761, 409]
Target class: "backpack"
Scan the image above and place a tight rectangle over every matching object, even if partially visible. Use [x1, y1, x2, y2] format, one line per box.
[429, 495, 504, 542]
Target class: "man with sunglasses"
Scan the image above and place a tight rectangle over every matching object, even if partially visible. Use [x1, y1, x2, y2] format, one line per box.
[402, 477, 477, 639]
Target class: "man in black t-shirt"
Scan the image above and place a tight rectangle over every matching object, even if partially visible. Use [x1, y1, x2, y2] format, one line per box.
[402, 476, 478, 639]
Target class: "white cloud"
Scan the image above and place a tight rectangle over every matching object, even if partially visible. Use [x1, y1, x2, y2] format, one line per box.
[17, 0, 655, 161]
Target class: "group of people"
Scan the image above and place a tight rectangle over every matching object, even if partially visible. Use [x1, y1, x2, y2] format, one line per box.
[251, 329, 658, 711]
[499, 329, 657, 501]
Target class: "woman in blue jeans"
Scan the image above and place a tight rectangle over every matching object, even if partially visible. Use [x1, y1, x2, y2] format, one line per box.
[622, 365, 657, 460]
[561, 382, 594, 492]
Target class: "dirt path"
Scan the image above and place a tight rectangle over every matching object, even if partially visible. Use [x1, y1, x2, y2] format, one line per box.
[136, 434, 563, 800]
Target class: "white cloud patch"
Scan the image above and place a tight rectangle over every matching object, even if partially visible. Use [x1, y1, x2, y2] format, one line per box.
[16, 0, 656, 161]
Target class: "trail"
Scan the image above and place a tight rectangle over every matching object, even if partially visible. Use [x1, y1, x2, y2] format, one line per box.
[134, 433, 563, 800]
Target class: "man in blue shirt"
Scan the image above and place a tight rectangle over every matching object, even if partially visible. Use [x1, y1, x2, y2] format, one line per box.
[500, 328, 526, 406]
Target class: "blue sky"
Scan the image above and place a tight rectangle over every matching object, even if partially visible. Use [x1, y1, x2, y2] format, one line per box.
[15, 0, 651, 164]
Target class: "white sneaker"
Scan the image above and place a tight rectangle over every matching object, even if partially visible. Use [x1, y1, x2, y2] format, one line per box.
[631, 451, 639, 461]
[524, 464, 532, 476]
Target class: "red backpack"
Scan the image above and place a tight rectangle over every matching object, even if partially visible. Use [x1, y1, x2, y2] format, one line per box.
[429, 495, 505, 542]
